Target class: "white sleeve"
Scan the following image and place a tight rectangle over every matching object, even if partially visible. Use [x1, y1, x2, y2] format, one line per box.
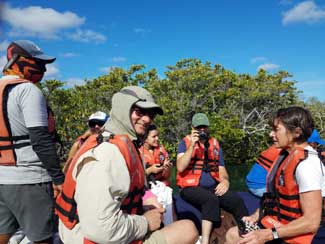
[75, 142, 148, 244]
[295, 155, 324, 194]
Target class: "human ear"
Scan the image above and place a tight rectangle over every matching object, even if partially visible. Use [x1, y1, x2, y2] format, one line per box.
[293, 127, 303, 139]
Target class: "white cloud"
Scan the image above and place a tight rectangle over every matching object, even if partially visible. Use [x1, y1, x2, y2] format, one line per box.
[0, 40, 10, 52]
[257, 63, 280, 71]
[65, 77, 85, 87]
[67, 29, 107, 43]
[43, 63, 60, 79]
[110, 56, 127, 63]
[282, 1, 325, 25]
[60, 52, 79, 58]
[250, 56, 267, 63]
[0, 55, 7, 71]
[0, 3, 106, 43]
[1, 3, 85, 39]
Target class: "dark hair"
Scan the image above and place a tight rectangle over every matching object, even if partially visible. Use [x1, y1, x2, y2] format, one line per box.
[272, 106, 314, 143]
[144, 124, 158, 139]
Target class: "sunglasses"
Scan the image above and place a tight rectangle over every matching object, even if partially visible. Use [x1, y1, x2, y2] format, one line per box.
[194, 125, 208, 130]
[88, 119, 106, 128]
[132, 107, 156, 120]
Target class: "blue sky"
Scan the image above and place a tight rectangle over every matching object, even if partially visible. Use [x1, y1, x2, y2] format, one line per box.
[0, 0, 325, 101]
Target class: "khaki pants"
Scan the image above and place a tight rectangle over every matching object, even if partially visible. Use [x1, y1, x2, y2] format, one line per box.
[143, 230, 167, 244]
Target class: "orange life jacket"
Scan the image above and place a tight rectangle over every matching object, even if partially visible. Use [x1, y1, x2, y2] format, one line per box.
[139, 144, 170, 186]
[176, 136, 220, 188]
[0, 77, 57, 166]
[256, 145, 282, 172]
[0, 77, 30, 165]
[55, 133, 145, 244]
[261, 148, 322, 244]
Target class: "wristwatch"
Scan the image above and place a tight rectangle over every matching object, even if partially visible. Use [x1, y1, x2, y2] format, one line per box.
[271, 227, 279, 239]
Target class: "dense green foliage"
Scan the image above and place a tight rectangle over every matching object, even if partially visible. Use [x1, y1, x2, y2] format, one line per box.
[41, 59, 325, 176]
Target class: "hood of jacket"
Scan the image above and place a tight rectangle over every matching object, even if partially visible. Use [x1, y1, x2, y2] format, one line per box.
[103, 86, 163, 141]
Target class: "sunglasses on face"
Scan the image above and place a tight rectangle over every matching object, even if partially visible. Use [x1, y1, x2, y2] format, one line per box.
[194, 125, 208, 130]
[88, 119, 106, 128]
[132, 107, 156, 120]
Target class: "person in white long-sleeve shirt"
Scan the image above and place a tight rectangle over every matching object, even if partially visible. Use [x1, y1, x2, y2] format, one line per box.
[57, 86, 198, 244]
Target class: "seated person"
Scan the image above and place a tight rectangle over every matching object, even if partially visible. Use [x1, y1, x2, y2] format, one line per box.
[139, 124, 174, 225]
[63, 111, 108, 173]
[308, 129, 325, 151]
[139, 124, 172, 186]
[56, 86, 198, 244]
[226, 106, 325, 244]
[176, 113, 248, 244]
[246, 129, 325, 198]
[246, 145, 282, 197]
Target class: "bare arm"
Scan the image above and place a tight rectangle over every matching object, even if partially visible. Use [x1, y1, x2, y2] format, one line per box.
[276, 190, 321, 238]
[239, 190, 322, 244]
[63, 140, 80, 174]
[177, 130, 199, 172]
[214, 166, 230, 196]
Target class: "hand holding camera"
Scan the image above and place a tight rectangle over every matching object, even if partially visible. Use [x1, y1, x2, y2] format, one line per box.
[237, 219, 261, 236]
[190, 129, 200, 145]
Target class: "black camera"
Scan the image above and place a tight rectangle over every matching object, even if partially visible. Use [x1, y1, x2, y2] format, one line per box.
[198, 131, 208, 141]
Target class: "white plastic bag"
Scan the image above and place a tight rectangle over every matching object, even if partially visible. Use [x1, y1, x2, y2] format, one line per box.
[149, 180, 174, 225]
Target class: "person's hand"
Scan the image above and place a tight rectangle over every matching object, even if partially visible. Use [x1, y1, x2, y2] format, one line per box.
[242, 212, 259, 225]
[143, 207, 165, 231]
[190, 129, 200, 146]
[214, 179, 229, 196]
[143, 195, 163, 210]
[162, 158, 172, 170]
[238, 228, 272, 244]
[53, 183, 63, 198]
[147, 164, 164, 175]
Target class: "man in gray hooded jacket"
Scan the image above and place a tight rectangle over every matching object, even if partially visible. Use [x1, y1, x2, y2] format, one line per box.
[58, 86, 198, 244]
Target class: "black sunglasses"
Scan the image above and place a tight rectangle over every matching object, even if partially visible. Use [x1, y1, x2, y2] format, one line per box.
[88, 119, 106, 128]
[132, 107, 156, 120]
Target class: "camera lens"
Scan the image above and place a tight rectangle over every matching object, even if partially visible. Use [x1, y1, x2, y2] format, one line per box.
[198, 131, 208, 141]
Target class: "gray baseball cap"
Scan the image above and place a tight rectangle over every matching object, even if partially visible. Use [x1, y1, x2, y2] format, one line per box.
[8, 40, 56, 63]
[119, 86, 163, 115]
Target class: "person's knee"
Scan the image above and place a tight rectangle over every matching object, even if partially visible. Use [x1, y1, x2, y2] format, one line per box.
[180, 220, 199, 242]
[162, 220, 198, 244]
[225, 226, 240, 244]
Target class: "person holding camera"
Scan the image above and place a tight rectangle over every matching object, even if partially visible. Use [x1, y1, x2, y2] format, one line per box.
[176, 113, 248, 244]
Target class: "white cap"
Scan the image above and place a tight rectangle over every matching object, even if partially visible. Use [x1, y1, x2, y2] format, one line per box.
[88, 111, 108, 122]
